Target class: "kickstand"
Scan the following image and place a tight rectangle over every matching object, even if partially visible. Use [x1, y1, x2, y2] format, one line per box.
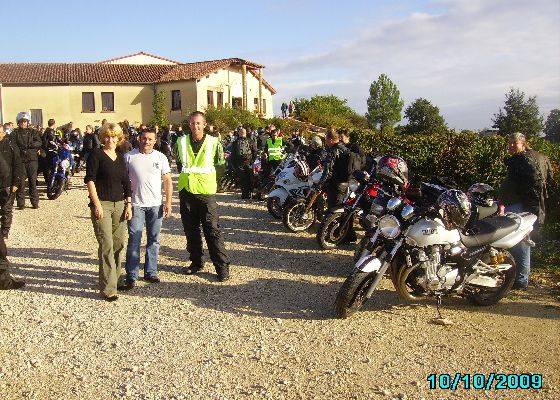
[436, 293, 443, 319]
[431, 293, 453, 326]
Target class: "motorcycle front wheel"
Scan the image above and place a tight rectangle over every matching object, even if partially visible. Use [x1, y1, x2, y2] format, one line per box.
[467, 250, 516, 306]
[267, 196, 283, 219]
[335, 271, 378, 319]
[316, 212, 350, 249]
[47, 176, 64, 200]
[282, 198, 316, 232]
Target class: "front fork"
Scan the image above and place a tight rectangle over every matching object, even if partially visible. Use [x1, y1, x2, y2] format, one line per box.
[363, 238, 404, 299]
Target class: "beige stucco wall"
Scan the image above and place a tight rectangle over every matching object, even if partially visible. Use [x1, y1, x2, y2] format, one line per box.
[154, 80, 197, 125]
[2, 84, 153, 129]
[103, 54, 177, 65]
[197, 67, 274, 118]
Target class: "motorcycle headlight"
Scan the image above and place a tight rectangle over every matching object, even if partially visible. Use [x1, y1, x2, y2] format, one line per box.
[348, 178, 359, 192]
[401, 204, 415, 220]
[61, 159, 71, 170]
[378, 215, 401, 239]
[387, 197, 402, 211]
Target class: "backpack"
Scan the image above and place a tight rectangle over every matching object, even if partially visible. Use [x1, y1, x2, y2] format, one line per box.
[346, 150, 366, 176]
[237, 138, 252, 162]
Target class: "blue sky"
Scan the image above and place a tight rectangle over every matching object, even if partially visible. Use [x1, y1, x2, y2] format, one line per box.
[1, 0, 559, 130]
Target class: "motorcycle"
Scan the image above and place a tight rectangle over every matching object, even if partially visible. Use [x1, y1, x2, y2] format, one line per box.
[267, 152, 322, 218]
[316, 170, 380, 249]
[282, 174, 327, 232]
[335, 185, 536, 319]
[47, 143, 75, 200]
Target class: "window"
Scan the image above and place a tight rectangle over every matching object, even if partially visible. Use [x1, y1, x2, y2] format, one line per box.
[30, 109, 43, 127]
[232, 97, 242, 109]
[217, 92, 224, 108]
[82, 92, 95, 112]
[254, 98, 259, 111]
[171, 90, 181, 111]
[101, 92, 114, 112]
[207, 90, 214, 107]
[262, 99, 267, 114]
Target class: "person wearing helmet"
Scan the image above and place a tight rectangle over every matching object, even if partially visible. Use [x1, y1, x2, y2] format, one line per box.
[9, 112, 42, 209]
[0, 125, 24, 239]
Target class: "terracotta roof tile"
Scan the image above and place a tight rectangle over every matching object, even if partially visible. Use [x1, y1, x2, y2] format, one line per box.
[0, 58, 275, 93]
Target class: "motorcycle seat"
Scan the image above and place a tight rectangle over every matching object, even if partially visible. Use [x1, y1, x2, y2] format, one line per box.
[460, 216, 518, 247]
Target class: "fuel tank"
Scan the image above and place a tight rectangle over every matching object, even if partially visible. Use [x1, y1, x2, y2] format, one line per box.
[406, 217, 461, 247]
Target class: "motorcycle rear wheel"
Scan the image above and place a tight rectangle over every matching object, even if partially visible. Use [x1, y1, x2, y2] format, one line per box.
[267, 196, 283, 219]
[317, 212, 350, 249]
[335, 271, 378, 319]
[467, 251, 516, 306]
[283, 198, 316, 232]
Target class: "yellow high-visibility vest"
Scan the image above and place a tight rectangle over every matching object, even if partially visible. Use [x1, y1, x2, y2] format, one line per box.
[177, 134, 220, 194]
[267, 137, 284, 160]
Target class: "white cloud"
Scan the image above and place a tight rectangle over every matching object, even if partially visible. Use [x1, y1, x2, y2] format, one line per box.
[265, 0, 560, 129]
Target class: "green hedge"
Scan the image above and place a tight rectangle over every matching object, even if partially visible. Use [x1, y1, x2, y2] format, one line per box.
[353, 129, 560, 241]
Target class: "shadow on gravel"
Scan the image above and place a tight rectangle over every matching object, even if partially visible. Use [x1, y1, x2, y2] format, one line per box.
[416, 293, 560, 321]
[126, 278, 347, 320]
[10, 262, 100, 300]
[159, 244, 354, 278]
[10, 248, 97, 266]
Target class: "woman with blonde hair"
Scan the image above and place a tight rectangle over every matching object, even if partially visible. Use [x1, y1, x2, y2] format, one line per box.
[84, 123, 132, 301]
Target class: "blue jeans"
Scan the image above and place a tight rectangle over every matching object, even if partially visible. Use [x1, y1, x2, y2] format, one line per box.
[506, 203, 530, 287]
[125, 205, 163, 281]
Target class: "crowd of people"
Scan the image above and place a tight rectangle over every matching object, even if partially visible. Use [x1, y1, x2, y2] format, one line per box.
[0, 109, 554, 299]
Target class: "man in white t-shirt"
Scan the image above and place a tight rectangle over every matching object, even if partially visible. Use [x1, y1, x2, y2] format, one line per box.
[122, 129, 172, 288]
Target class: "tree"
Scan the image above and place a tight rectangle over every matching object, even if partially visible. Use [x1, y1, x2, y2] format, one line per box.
[403, 98, 447, 135]
[492, 88, 543, 136]
[292, 95, 366, 129]
[366, 74, 404, 135]
[544, 108, 560, 142]
[149, 91, 169, 127]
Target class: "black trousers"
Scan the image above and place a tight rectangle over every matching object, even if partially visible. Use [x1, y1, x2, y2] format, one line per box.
[0, 233, 13, 289]
[236, 164, 254, 198]
[16, 161, 39, 207]
[0, 187, 15, 236]
[326, 182, 348, 209]
[179, 190, 229, 271]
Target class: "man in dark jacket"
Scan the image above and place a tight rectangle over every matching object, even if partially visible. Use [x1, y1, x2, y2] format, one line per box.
[0, 125, 23, 239]
[0, 126, 25, 290]
[9, 112, 42, 209]
[315, 129, 350, 209]
[499, 132, 552, 290]
[231, 128, 257, 199]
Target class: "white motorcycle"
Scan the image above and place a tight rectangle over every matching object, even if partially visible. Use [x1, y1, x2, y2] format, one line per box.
[336, 187, 536, 319]
[266, 154, 323, 219]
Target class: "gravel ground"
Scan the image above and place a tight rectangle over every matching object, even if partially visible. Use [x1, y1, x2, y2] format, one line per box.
[1, 173, 558, 400]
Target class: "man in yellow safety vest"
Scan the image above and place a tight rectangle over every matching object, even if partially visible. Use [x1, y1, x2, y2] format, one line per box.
[176, 111, 230, 281]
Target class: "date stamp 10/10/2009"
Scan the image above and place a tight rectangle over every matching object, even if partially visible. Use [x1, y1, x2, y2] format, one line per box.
[427, 373, 543, 391]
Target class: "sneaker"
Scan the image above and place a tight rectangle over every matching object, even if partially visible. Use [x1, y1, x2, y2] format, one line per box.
[32, 204, 39, 209]
[2, 231, 8, 240]
[183, 264, 203, 275]
[117, 279, 135, 291]
[17, 205, 25, 210]
[144, 275, 161, 283]
[103, 295, 118, 302]
[216, 265, 230, 282]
